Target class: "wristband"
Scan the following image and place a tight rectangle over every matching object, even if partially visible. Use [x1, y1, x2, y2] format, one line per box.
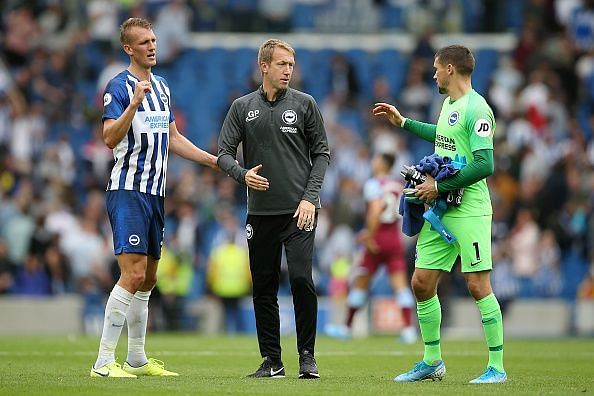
[400, 117, 407, 128]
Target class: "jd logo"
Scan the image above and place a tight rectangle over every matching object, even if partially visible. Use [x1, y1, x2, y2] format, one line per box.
[448, 111, 459, 126]
[474, 119, 492, 137]
[246, 110, 260, 122]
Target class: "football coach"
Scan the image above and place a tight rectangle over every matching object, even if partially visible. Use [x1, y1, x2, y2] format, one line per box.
[217, 38, 330, 379]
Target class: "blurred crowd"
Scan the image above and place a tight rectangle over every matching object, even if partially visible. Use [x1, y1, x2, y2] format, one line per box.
[0, 0, 593, 333]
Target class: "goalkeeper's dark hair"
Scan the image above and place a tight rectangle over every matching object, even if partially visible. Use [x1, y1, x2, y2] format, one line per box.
[435, 45, 475, 76]
[380, 153, 395, 169]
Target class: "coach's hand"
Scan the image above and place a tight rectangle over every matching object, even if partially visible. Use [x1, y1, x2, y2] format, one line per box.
[294, 200, 316, 230]
[245, 164, 269, 191]
[132, 80, 152, 107]
[372, 102, 405, 127]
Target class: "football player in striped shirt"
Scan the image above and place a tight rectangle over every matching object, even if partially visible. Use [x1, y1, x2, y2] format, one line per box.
[90, 17, 217, 378]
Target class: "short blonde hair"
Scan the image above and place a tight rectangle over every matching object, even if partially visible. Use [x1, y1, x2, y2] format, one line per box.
[120, 17, 152, 45]
[258, 39, 295, 65]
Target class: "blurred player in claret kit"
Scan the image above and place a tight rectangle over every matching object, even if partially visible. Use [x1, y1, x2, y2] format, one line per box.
[326, 152, 417, 343]
[90, 17, 217, 378]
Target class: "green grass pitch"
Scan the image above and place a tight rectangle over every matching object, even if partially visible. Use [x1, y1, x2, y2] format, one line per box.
[0, 334, 591, 395]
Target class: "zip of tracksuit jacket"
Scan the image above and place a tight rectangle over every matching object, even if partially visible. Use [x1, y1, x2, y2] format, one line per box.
[218, 87, 330, 215]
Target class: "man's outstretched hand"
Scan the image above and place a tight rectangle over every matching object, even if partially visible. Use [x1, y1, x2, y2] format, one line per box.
[245, 164, 269, 191]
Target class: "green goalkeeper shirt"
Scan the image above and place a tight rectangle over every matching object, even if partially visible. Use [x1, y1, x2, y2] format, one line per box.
[404, 89, 495, 218]
[436, 89, 495, 217]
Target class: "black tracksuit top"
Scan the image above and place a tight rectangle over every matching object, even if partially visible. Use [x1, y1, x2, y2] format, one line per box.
[217, 86, 330, 215]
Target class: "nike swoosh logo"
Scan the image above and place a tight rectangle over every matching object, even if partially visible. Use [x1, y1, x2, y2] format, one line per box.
[470, 261, 481, 267]
[111, 324, 123, 327]
[270, 367, 284, 376]
[246, 115, 259, 122]
[93, 369, 109, 377]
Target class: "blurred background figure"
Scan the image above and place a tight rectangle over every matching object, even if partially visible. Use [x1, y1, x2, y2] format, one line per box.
[207, 209, 251, 333]
[326, 152, 416, 343]
[154, 244, 194, 331]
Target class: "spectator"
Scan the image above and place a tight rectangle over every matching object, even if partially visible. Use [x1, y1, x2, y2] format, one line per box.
[1, 7, 40, 68]
[207, 227, 251, 333]
[510, 208, 540, 296]
[155, 245, 194, 331]
[60, 217, 110, 292]
[329, 54, 360, 107]
[86, 0, 119, 55]
[534, 229, 563, 296]
[38, 0, 79, 52]
[258, 0, 292, 32]
[13, 254, 51, 296]
[153, 0, 192, 65]
[0, 240, 15, 294]
[567, 0, 594, 53]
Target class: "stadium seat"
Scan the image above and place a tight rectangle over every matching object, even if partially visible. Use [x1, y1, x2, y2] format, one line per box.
[504, 1, 527, 32]
[561, 251, 590, 300]
[78, 42, 106, 80]
[75, 80, 99, 107]
[337, 108, 364, 137]
[345, 49, 375, 101]
[228, 47, 257, 94]
[380, 3, 405, 30]
[461, 0, 481, 33]
[226, 0, 258, 9]
[291, 3, 317, 31]
[473, 49, 499, 95]
[302, 49, 334, 102]
[376, 49, 408, 97]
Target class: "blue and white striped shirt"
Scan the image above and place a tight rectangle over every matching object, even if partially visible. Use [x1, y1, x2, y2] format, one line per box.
[103, 70, 174, 197]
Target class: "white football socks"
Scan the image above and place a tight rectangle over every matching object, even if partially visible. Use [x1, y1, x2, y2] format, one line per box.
[126, 290, 151, 367]
[94, 285, 133, 369]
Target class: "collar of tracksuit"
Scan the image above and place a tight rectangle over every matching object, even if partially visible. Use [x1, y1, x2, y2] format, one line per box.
[258, 85, 288, 104]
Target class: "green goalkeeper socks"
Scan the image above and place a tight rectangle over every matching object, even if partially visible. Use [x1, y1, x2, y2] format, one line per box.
[417, 294, 442, 365]
[477, 293, 505, 372]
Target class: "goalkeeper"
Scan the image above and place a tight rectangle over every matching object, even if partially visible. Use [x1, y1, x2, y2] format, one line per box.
[373, 45, 506, 384]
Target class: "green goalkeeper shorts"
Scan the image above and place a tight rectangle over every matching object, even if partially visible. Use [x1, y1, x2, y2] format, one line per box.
[415, 214, 492, 273]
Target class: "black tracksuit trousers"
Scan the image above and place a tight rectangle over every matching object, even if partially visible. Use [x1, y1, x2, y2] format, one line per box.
[246, 213, 317, 360]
